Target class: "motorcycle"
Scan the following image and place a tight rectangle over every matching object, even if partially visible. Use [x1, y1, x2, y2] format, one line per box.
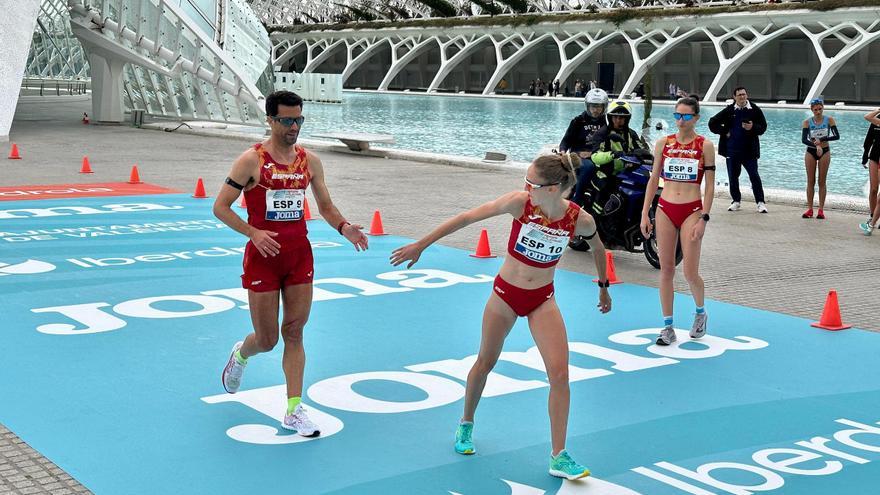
[569, 146, 683, 269]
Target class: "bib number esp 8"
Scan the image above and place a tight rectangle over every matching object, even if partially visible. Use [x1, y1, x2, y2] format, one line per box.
[265, 189, 305, 221]
[663, 157, 700, 182]
[514, 222, 569, 263]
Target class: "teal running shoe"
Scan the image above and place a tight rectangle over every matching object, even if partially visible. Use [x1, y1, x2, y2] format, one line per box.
[454, 422, 475, 455]
[549, 450, 591, 480]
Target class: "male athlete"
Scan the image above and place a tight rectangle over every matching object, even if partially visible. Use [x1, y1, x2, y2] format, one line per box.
[214, 90, 368, 436]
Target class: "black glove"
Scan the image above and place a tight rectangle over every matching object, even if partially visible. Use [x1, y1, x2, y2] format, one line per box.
[612, 150, 624, 159]
[634, 148, 653, 161]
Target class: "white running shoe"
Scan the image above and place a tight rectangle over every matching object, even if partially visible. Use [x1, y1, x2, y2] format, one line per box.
[757, 202, 768, 213]
[283, 404, 321, 437]
[690, 313, 708, 339]
[727, 201, 741, 212]
[656, 326, 677, 346]
[221, 341, 246, 394]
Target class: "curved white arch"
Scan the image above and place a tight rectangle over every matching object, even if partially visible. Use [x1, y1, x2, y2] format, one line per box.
[427, 34, 492, 92]
[378, 37, 439, 91]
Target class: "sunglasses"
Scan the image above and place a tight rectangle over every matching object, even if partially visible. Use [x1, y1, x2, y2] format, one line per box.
[271, 115, 305, 127]
[810, 99, 824, 105]
[524, 176, 560, 189]
[673, 112, 696, 121]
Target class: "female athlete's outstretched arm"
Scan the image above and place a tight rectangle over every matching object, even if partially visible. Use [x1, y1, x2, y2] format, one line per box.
[576, 210, 612, 313]
[390, 191, 526, 268]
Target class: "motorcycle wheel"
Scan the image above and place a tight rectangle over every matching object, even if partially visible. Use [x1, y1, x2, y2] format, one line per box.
[644, 201, 683, 269]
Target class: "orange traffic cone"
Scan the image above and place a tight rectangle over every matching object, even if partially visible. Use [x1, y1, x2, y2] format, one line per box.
[128, 165, 142, 184]
[238, 194, 247, 209]
[810, 290, 851, 331]
[368, 210, 388, 236]
[593, 251, 623, 284]
[303, 197, 313, 220]
[80, 156, 93, 174]
[8, 143, 21, 159]
[469, 229, 497, 258]
[192, 177, 208, 198]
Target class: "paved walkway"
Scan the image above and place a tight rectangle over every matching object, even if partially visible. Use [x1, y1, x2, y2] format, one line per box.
[3, 98, 878, 494]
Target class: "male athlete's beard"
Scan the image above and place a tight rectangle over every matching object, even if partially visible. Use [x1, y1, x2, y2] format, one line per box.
[282, 132, 298, 146]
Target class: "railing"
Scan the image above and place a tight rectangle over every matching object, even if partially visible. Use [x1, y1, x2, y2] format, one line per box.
[21, 78, 90, 96]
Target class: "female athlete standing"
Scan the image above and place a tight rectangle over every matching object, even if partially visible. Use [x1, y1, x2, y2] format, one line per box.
[641, 95, 716, 346]
[391, 153, 612, 480]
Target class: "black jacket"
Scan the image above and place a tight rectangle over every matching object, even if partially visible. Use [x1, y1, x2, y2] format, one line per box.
[708, 102, 767, 159]
[559, 112, 606, 152]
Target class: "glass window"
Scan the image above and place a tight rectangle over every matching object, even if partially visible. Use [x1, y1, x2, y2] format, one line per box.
[188, 0, 216, 23]
[179, 1, 215, 39]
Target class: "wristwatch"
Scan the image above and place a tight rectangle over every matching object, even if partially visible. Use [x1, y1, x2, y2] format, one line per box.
[700, 213, 710, 222]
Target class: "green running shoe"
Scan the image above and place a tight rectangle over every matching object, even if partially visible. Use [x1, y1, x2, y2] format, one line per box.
[454, 422, 475, 455]
[549, 450, 591, 480]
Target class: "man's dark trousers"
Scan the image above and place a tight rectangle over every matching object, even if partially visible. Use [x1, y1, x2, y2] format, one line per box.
[726, 153, 765, 204]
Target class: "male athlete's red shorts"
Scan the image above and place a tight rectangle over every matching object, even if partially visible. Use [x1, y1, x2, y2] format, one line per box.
[492, 275, 555, 317]
[241, 236, 314, 292]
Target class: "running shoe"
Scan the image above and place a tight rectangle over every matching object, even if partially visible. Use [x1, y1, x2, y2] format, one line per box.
[282, 404, 321, 437]
[549, 450, 591, 480]
[221, 341, 246, 393]
[690, 313, 708, 339]
[816, 209, 825, 219]
[802, 209, 813, 218]
[455, 422, 475, 455]
[757, 202, 768, 213]
[656, 326, 677, 346]
[727, 201, 741, 212]
[859, 222, 874, 236]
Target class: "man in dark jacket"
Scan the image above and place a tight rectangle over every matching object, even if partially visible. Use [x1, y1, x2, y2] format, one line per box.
[708, 87, 769, 213]
[560, 88, 609, 206]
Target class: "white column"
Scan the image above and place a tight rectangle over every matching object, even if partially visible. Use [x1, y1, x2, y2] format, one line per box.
[302, 39, 346, 73]
[85, 49, 126, 123]
[801, 21, 880, 104]
[703, 24, 797, 102]
[427, 34, 490, 92]
[378, 36, 437, 91]
[483, 33, 552, 95]
[553, 30, 620, 87]
[341, 37, 389, 84]
[0, 0, 41, 142]
[619, 27, 702, 98]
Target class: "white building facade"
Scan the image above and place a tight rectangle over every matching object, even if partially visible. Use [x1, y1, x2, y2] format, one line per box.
[271, 6, 880, 104]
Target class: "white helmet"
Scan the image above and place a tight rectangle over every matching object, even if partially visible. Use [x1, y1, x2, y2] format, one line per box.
[584, 88, 609, 112]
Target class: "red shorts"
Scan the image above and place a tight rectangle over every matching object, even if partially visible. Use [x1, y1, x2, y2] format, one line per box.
[492, 275, 554, 317]
[241, 236, 314, 292]
[658, 198, 703, 229]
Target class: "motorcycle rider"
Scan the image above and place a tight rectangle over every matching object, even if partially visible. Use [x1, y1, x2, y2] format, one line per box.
[560, 88, 610, 206]
[560, 88, 609, 250]
[590, 101, 651, 181]
[578, 101, 652, 249]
